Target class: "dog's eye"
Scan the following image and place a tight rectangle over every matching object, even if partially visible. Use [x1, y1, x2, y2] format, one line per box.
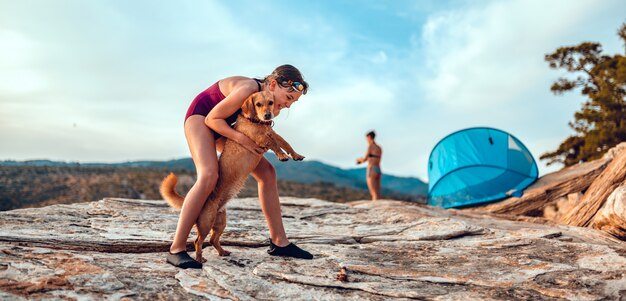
[268, 101, 273, 105]
[255, 103, 262, 107]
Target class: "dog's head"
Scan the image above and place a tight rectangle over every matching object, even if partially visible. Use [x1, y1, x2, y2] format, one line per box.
[241, 91, 275, 122]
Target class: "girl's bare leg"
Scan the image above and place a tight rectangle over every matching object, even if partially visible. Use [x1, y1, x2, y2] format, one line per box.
[366, 175, 377, 201]
[250, 157, 290, 247]
[170, 116, 219, 253]
[373, 173, 382, 200]
[366, 169, 381, 201]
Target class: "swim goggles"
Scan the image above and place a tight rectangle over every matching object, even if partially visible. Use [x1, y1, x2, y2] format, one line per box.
[282, 80, 307, 94]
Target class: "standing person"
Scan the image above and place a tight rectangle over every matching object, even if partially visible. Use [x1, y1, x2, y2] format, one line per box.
[356, 131, 383, 201]
[167, 65, 313, 269]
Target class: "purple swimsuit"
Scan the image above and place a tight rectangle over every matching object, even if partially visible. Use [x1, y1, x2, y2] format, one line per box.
[185, 81, 238, 124]
[185, 79, 262, 139]
[185, 81, 254, 139]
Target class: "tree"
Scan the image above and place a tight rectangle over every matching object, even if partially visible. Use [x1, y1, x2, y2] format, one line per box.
[541, 22, 626, 166]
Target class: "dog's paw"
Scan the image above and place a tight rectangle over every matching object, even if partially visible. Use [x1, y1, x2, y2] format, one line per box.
[277, 154, 290, 161]
[292, 154, 305, 161]
[218, 250, 231, 257]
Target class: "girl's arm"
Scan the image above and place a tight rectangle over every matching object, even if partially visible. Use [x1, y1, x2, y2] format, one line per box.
[356, 145, 371, 164]
[206, 83, 265, 155]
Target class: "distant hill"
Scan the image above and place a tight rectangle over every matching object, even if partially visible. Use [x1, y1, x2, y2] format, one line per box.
[1, 165, 387, 211]
[0, 156, 428, 197]
[263, 156, 429, 196]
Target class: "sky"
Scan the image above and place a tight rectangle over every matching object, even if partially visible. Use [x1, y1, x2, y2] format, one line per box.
[1, 0, 625, 182]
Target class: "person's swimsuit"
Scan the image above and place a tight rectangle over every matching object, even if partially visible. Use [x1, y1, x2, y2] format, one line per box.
[184, 79, 262, 139]
[367, 165, 382, 177]
[366, 153, 381, 177]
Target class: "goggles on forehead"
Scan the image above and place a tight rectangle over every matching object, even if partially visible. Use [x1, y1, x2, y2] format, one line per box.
[281, 80, 307, 94]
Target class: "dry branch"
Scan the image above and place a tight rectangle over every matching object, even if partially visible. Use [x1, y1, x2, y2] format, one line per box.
[475, 159, 608, 215]
[561, 148, 626, 227]
[590, 183, 626, 239]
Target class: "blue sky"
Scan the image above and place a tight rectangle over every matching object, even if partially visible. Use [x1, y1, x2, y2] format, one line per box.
[1, 0, 625, 181]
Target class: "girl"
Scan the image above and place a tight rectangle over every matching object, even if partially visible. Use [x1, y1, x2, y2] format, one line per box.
[356, 131, 383, 201]
[167, 65, 312, 269]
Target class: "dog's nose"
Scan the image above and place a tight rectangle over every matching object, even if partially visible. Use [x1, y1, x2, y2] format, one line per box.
[263, 113, 272, 120]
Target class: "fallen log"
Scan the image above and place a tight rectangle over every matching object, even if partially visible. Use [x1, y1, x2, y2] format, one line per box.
[560, 147, 626, 227]
[590, 183, 626, 239]
[474, 158, 608, 215]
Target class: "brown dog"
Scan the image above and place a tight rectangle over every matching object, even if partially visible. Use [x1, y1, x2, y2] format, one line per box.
[160, 90, 304, 262]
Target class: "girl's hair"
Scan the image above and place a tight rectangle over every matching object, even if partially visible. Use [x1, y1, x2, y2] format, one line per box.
[263, 64, 309, 94]
[366, 131, 376, 139]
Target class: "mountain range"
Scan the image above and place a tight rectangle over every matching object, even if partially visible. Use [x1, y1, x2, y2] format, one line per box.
[0, 156, 428, 197]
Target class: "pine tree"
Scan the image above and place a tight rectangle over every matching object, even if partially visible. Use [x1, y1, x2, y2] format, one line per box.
[541, 22, 626, 166]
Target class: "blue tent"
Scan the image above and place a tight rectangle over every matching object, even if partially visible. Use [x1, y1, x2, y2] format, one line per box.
[427, 127, 538, 208]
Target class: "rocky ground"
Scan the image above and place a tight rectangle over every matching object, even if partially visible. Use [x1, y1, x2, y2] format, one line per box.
[1, 197, 625, 300]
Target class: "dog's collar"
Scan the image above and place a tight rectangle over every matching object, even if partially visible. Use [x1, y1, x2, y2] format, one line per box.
[244, 116, 274, 127]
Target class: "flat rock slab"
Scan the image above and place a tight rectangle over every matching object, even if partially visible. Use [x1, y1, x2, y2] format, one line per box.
[1, 197, 625, 300]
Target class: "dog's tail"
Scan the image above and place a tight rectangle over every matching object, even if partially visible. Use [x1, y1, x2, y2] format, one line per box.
[160, 173, 185, 210]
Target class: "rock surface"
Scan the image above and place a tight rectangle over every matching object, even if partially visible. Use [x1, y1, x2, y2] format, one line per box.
[1, 197, 625, 300]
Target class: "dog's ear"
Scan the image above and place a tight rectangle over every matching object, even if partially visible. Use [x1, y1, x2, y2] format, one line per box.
[241, 94, 256, 118]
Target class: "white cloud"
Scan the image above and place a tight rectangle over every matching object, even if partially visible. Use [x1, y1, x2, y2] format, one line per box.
[0, 29, 38, 67]
[0, 68, 48, 95]
[419, 0, 618, 110]
[0, 30, 49, 95]
[370, 51, 388, 64]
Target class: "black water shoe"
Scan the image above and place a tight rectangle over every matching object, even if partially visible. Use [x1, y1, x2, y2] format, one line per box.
[166, 251, 203, 269]
[267, 238, 314, 260]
